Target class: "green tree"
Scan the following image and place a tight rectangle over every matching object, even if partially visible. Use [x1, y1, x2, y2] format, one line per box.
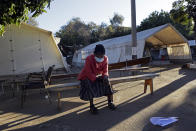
[138, 10, 173, 31]
[105, 25, 115, 38]
[56, 18, 91, 64]
[87, 22, 99, 43]
[108, 13, 131, 38]
[170, 0, 196, 39]
[138, 10, 193, 39]
[112, 26, 131, 38]
[0, 0, 53, 35]
[110, 13, 124, 27]
[57, 17, 91, 47]
[97, 22, 108, 40]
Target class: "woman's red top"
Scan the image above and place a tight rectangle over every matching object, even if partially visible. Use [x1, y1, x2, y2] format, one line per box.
[77, 54, 109, 82]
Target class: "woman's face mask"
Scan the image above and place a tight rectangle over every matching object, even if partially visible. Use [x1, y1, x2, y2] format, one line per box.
[95, 56, 104, 63]
[94, 53, 104, 63]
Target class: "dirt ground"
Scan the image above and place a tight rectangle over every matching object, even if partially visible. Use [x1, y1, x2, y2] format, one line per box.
[1, 65, 196, 131]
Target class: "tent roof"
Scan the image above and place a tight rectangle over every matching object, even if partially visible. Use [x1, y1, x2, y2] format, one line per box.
[80, 23, 188, 51]
[10, 23, 62, 46]
[20, 23, 52, 34]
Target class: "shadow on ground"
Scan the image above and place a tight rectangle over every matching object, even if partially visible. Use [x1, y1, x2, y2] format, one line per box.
[1, 66, 195, 131]
[142, 68, 196, 131]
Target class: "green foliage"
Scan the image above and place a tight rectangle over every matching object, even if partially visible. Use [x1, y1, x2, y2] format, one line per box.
[0, 0, 53, 35]
[138, 10, 194, 40]
[138, 10, 173, 31]
[56, 18, 91, 47]
[55, 18, 91, 64]
[170, 0, 196, 38]
[110, 13, 124, 26]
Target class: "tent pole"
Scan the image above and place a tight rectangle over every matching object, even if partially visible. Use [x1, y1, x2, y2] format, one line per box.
[38, 33, 45, 73]
[9, 28, 16, 97]
[131, 0, 137, 59]
[9, 26, 16, 79]
[10, 40, 16, 75]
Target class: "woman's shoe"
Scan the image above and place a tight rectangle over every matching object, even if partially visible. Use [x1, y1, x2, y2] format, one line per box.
[108, 103, 116, 110]
[90, 105, 98, 114]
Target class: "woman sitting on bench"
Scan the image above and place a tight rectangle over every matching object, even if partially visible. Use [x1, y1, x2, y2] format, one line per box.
[78, 44, 116, 114]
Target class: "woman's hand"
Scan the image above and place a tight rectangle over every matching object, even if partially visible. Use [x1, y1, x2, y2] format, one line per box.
[103, 75, 109, 85]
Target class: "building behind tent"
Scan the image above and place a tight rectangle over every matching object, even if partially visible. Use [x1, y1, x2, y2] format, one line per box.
[72, 24, 192, 67]
[0, 23, 69, 76]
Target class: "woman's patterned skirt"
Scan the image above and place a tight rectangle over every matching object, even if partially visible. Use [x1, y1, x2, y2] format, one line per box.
[79, 77, 113, 101]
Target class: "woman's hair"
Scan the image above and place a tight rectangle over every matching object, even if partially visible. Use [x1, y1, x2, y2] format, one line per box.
[94, 44, 105, 55]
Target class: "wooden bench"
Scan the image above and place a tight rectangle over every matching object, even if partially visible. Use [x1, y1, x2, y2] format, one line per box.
[50, 67, 149, 80]
[109, 67, 149, 72]
[46, 73, 159, 110]
[110, 67, 149, 76]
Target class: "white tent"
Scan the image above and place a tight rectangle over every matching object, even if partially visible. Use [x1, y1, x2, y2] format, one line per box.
[73, 24, 192, 66]
[0, 23, 68, 76]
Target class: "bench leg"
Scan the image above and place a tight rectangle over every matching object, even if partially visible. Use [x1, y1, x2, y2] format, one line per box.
[57, 92, 61, 110]
[144, 81, 147, 93]
[144, 79, 153, 95]
[149, 79, 153, 95]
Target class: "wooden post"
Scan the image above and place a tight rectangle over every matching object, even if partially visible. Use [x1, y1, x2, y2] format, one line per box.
[144, 80, 147, 93]
[144, 79, 153, 95]
[57, 92, 61, 110]
[149, 79, 153, 95]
